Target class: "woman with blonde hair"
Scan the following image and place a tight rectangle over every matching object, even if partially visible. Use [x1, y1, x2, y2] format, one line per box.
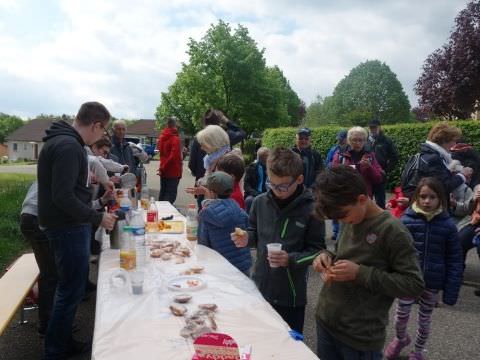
[196, 125, 231, 173]
[402, 122, 472, 199]
[332, 126, 383, 197]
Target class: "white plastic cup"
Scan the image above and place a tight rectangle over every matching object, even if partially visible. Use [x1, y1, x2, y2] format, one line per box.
[266, 243, 282, 268]
[130, 270, 144, 295]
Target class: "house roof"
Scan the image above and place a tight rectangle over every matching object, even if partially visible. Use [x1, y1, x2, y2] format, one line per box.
[127, 119, 159, 138]
[5, 118, 65, 142]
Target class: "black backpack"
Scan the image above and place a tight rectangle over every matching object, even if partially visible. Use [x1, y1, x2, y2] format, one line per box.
[400, 153, 424, 198]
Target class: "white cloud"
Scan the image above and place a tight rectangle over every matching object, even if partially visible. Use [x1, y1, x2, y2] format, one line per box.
[0, 0, 471, 118]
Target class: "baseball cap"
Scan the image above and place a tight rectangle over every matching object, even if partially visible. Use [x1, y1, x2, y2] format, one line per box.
[336, 130, 347, 140]
[206, 171, 234, 197]
[368, 119, 381, 127]
[297, 128, 311, 136]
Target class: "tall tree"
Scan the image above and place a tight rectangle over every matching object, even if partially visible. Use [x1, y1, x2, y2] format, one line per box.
[415, 0, 480, 119]
[328, 60, 411, 125]
[0, 113, 24, 143]
[156, 21, 303, 134]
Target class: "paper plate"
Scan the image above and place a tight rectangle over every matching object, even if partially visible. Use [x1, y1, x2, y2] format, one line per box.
[167, 275, 206, 292]
[146, 220, 184, 234]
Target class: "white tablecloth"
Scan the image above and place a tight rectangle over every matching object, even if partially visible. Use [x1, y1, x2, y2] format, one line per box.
[92, 202, 319, 360]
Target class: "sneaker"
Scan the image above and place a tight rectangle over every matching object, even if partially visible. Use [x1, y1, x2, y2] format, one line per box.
[408, 351, 425, 360]
[384, 335, 411, 359]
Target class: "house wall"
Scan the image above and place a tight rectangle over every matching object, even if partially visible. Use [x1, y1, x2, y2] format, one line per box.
[7, 141, 43, 161]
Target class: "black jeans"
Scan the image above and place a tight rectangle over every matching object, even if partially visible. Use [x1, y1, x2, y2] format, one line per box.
[159, 177, 180, 204]
[20, 213, 57, 332]
[372, 180, 386, 209]
[271, 304, 305, 334]
[43, 224, 91, 360]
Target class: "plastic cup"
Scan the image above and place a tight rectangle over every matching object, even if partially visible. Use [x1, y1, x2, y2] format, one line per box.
[266, 243, 282, 268]
[130, 270, 144, 295]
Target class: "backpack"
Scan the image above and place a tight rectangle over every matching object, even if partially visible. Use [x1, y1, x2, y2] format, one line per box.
[400, 153, 423, 197]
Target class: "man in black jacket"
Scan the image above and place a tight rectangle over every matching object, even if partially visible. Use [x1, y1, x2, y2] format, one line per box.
[38, 102, 117, 360]
[291, 128, 323, 188]
[367, 119, 398, 208]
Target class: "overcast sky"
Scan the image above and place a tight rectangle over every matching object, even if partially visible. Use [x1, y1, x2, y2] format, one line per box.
[0, 0, 470, 119]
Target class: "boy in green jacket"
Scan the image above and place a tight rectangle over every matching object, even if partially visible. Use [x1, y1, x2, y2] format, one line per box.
[232, 147, 326, 334]
[312, 165, 424, 359]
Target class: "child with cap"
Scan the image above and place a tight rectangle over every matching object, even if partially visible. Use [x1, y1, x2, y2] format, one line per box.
[198, 171, 252, 275]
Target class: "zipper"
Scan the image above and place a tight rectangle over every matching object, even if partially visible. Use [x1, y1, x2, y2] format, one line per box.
[280, 217, 297, 307]
[423, 221, 429, 274]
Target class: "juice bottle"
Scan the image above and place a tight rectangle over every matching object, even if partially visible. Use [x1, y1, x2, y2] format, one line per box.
[186, 204, 198, 241]
[120, 227, 136, 270]
[146, 197, 158, 223]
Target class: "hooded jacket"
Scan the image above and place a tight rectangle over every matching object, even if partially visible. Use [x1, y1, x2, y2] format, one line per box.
[413, 142, 465, 199]
[198, 199, 251, 272]
[37, 121, 103, 229]
[157, 126, 182, 178]
[401, 207, 463, 305]
[247, 187, 326, 307]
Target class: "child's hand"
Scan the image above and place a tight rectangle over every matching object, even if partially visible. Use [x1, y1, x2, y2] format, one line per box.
[185, 186, 207, 196]
[313, 252, 333, 273]
[330, 260, 359, 282]
[267, 250, 289, 267]
[231, 229, 248, 248]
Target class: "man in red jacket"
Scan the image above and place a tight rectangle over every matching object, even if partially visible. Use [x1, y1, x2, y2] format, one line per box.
[157, 117, 183, 203]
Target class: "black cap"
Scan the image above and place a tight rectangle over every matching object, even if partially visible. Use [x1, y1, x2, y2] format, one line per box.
[368, 119, 381, 127]
[297, 128, 311, 136]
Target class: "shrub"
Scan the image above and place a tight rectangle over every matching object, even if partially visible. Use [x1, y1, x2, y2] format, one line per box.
[0, 173, 35, 269]
[262, 120, 480, 189]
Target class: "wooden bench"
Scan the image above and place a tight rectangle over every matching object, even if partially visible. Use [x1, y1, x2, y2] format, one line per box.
[0, 253, 39, 336]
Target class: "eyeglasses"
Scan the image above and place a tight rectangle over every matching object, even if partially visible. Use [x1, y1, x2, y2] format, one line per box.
[266, 178, 297, 192]
[298, 136, 310, 140]
[94, 121, 108, 136]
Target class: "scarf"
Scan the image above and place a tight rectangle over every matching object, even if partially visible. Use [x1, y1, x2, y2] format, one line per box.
[412, 202, 443, 222]
[203, 145, 230, 172]
[425, 140, 453, 167]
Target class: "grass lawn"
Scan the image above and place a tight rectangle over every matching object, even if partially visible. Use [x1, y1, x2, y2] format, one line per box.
[0, 173, 35, 270]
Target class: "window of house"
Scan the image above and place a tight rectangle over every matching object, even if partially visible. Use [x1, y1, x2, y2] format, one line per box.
[13, 143, 18, 152]
[24, 143, 27, 150]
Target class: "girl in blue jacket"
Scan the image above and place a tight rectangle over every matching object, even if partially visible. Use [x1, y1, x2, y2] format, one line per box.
[385, 177, 463, 360]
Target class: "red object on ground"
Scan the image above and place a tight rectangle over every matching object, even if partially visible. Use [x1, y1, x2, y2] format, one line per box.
[388, 186, 409, 218]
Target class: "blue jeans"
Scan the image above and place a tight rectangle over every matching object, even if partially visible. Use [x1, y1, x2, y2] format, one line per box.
[43, 224, 91, 360]
[317, 321, 383, 360]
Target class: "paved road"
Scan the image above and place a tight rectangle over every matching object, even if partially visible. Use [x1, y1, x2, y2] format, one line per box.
[1, 160, 479, 359]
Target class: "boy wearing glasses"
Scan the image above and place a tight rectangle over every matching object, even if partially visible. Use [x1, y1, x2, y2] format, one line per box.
[231, 147, 326, 334]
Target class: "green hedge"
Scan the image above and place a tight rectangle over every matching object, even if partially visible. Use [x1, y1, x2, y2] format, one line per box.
[262, 120, 480, 189]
